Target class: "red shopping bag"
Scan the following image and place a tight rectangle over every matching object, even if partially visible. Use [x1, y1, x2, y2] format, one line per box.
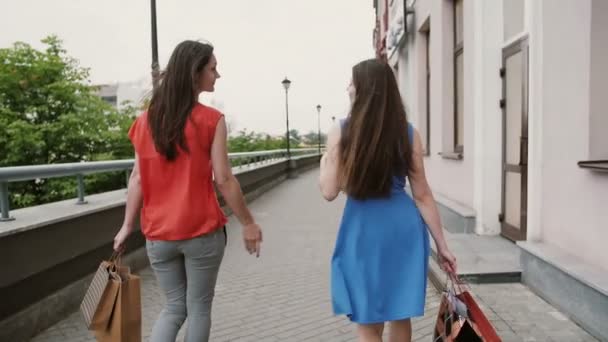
[433, 275, 501, 342]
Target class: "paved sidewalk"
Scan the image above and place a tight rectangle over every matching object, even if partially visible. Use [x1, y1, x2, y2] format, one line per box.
[466, 283, 598, 342]
[32, 170, 597, 341]
[32, 170, 439, 342]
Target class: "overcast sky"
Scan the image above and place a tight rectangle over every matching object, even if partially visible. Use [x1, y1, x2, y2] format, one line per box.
[1, 0, 375, 135]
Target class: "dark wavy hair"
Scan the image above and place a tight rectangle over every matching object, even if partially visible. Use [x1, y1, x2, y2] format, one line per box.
[339, 59, 412, 199]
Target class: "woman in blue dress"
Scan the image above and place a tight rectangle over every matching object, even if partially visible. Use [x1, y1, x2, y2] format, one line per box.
[319, 59, 457, 342]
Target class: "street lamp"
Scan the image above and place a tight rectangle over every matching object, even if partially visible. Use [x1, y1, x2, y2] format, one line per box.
[281, 77, 292, 158]
[150, 0, 160, 89]
[316, 104, 322, 156]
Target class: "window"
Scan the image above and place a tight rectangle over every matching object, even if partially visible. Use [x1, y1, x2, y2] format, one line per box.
[101, 96, 118, 107]
[588, 0, 608, 161]
[454, 0, 464, 153]
[579, 0, 608, 170]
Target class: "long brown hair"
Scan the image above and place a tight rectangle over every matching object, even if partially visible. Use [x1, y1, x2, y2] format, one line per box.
[147, 40, 214, 161]
[339, 59, 412, 199]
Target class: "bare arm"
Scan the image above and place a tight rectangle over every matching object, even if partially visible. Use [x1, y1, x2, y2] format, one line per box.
[409, 129, 457, 274]
[114, 156, 143, 251]
[319, 123, 342, 201]
[122, 158, 143, 230]
[211, 117, 262, 256]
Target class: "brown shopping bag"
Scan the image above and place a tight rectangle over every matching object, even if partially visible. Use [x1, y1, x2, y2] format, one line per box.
[80, 254, 122, 330]
[94, 262, 142, 342]
[433, 275, 501, 342]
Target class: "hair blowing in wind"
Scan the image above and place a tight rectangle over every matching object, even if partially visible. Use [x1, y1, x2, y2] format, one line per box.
[339, 59, 412, 199]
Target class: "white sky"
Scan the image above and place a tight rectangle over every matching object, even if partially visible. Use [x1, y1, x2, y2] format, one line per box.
[1, 0, 375, 135]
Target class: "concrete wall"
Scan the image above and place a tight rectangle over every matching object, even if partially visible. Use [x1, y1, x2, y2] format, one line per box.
[0, 206, 145, 321]
[533, 0, 608, 270]
[520, 243, 608, 341]
[0, 156, 319, 342]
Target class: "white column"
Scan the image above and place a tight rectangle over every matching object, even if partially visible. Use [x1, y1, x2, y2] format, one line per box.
[472, 0, 485, 234]
[525, 0, 544, 242]
[471, 0, 504, 235]
[480, 0, 504, 235]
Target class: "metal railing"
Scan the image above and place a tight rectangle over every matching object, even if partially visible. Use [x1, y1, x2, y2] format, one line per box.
[0, 148, 320, 221]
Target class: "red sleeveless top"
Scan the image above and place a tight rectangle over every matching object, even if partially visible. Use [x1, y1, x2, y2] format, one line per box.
[128, 103, 227, 240]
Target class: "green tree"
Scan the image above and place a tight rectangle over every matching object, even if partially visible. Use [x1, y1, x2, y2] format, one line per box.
[288, 129, 301, 147]
[303, 131, 326, 146]
[0, 36, 137, 208]
[227, 129, 287, 153]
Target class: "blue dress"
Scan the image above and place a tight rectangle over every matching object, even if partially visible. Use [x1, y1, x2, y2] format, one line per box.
[331, 122, 430, 324]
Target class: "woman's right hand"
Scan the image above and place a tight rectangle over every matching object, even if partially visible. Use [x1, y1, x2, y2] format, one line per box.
[437, 246, 457, 276]
[113, 225, 131, 253]
[243, 223, 263, 257]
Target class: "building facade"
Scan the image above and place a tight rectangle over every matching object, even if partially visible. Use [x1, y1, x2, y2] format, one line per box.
[95, 77, 150, 109]
[373, 0, 608, 339]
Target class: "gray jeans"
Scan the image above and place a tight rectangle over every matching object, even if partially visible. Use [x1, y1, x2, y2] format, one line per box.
[146, 228, 226, 342]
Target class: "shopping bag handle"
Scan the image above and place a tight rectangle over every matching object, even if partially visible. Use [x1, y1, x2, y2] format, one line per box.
[109, 251, 123, 265]
[444, 271, 467, 294]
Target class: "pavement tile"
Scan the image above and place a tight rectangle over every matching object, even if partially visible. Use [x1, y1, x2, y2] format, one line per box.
[32, 171, 598, 341]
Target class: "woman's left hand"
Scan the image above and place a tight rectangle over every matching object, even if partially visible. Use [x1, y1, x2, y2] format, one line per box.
[437, 246, 457, 276]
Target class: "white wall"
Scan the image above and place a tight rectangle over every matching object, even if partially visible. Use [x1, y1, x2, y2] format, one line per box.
[387, 0, 608, 251]
[526, 0, 544, 242]
[397, 43, 415, 123]
[413, 0, 475, 208]
[589, 0, 608, 160]
[413, 2, 431, 141]
[534, 0, 608, 270]
[476, 0, 504, 235]
[386, 0, 418, 128]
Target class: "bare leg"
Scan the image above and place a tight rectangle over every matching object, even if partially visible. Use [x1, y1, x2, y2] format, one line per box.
[388, 319, 412, 342]
[357, 323, 385, 342]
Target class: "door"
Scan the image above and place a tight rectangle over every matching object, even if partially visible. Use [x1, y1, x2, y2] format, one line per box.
[499, 38, 529, 241]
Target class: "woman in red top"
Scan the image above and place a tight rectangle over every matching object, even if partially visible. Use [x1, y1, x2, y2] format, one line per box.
[113, 40, 263, 342]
